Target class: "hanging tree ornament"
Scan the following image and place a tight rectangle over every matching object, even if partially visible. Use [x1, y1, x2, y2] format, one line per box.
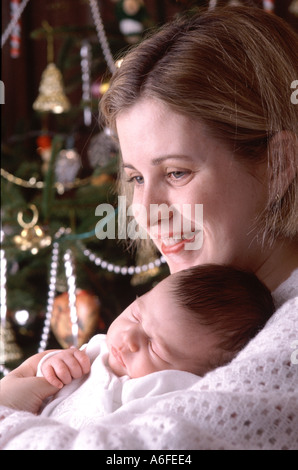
[13, 204, 51, 255]
[37, 134, 52, 174]
[289, 0, 298, 16]
[263, 0, 274, 13]
[87, 127, 119, 169]
[50, 289, 104, 349]
[55, 136, 81, 188]
[33, 21, 70, 114]
[2, 0, 30, 50]
[115, 0, 148, 44]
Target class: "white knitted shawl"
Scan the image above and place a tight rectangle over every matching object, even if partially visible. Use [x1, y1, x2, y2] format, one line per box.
[0, 269, 297, 450]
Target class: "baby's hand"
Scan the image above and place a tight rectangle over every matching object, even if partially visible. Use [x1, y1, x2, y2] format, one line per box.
[41, 347, 91, 389]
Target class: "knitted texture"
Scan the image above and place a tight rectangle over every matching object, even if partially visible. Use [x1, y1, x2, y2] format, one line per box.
[0, 269, 297, 450]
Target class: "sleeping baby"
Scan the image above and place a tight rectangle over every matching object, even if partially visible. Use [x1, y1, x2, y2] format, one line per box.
[36, 264, 274, 428]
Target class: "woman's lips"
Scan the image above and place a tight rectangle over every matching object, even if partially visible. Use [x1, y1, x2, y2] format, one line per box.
[160, 232, 198, 255]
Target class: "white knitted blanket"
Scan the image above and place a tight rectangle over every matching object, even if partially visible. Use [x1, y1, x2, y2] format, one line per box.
[36, 335, 200, 429]
[0, 269, 297, 450]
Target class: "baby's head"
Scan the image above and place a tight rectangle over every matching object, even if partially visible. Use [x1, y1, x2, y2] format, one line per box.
[106, 264, 275, 378]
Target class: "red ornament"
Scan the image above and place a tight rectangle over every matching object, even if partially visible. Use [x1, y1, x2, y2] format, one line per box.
[50, 290, 105, 348]
[37, 135, 52, 150]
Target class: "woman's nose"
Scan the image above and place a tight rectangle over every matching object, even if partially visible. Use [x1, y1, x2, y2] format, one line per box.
[143, 181, 168, 210]
[133, 184, 172, 232]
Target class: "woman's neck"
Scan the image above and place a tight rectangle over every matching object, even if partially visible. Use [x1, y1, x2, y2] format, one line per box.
[255, 238, 298, 292]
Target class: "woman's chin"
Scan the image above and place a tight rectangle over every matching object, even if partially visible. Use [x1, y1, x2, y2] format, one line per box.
[163, 249, 208, 273]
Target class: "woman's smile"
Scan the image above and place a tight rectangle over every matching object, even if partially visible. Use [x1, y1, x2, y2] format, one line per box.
[160, 231, 201, 255]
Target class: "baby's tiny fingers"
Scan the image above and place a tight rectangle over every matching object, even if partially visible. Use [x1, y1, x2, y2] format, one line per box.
[43, 366, 64, 389]
[73, 349, 91, 374]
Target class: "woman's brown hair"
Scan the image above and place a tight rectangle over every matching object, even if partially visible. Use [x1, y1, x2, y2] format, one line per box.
[100, 6, 298, 245]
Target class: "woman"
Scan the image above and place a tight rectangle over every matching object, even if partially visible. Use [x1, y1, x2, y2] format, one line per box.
[0, 6, 297, 449]
[101, 5, 298, 290]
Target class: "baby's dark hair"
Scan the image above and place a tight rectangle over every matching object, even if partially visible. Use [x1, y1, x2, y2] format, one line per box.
[172, 264, 275, 373]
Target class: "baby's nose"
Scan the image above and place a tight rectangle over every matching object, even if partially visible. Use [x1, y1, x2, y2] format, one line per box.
[122, 330, 140, 353]
[128, 339, 139, 353]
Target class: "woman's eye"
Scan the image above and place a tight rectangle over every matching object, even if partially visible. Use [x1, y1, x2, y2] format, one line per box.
[126, 175, 144, 185]
[167, 170, 190, 181]
[171, 171, 185, 178]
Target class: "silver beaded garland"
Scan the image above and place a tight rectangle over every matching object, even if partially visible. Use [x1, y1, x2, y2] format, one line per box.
[38, 227, 71, 352]
[79, 243, 165, 275]
[0, 231, 8, 376]
[64, 249, 78, 348]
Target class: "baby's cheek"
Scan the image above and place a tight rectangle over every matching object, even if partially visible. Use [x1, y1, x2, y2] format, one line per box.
[134, 356, 166, 378]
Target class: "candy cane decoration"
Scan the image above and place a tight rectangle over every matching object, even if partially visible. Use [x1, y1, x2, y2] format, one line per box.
[10, 0, 21, 58]
[2, 0, 30, 49]
[263, 0, 275, 13]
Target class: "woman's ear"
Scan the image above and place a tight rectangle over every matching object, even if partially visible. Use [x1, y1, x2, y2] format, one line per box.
[268, 131, 298, 200]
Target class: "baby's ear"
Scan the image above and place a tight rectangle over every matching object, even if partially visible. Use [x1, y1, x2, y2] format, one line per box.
[267, 131, 298, 200]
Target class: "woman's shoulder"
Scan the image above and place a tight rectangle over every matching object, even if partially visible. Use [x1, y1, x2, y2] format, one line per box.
[272, 268, 298, 309]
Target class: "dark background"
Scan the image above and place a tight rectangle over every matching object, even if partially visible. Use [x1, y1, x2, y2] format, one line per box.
[2, 0, 297, 144]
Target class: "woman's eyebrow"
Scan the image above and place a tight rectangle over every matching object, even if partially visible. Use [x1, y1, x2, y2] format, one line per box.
[122, 155, 193, 170]
[122, 163, 136, 170]
[151, 155, 193, 166]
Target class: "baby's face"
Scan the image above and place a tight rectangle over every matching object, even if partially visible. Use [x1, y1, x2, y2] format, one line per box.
[106, 275, 215, 378]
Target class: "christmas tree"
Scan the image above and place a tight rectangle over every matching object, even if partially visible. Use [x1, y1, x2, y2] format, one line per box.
[1, 0, 172, 374]
[1, 0, 296, 375]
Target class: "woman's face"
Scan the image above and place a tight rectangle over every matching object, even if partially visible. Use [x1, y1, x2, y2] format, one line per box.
[116, 98, 269, 274]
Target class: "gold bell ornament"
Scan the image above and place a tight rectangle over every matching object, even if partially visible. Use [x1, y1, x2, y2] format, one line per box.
[13, 204, 51, 255]
[33, 22, 70, 114]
